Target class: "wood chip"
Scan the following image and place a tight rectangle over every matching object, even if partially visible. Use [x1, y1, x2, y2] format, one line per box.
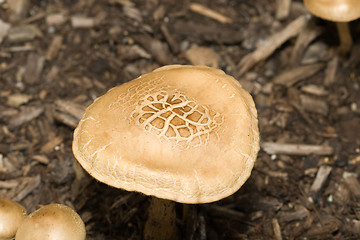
[183, 46, 219, 68]
[71, 16, 96, 28]
[133, 34, 172, 65]
[272, 218, 283, 240]
[46, 35, 63, 61]
[31, 155, 50, 165]
[40, 135, 64, 153]
[21, 12, 46, 25]
[7, 24, 42, 42]
[8, 106, 44, 129]
[173, 20, 244, 44]
[46, 65, 59, 82]
[24, 53, 45, 85]
[5, 45, 34, 52]
[9, 142, 33, 152]
[343, 172, 360, 200]
[202, 205, 254, 226]
[0, 19, 10, 43]
[290, 25, 323, 66]
[53, 111, 79, 128]
[345, 219, 360, 236]
[109, 0, 134, 7]
[7, 93, 32, 107]
[272, 63, 325, 87]
[276, 0, 291, 20]
[13, 175, 41, 202]
[278, 206, 309, 223]
[300, 84, 328, 96]
[46, 13, 67, 26]
[301, 42, 327, 64]
[309, 165, 332, 201]
[237, 15, 308, 76]
[110, 193, 134, 210]
[349, 155, 360, 165]
[160, 23, 180, 54]
[324, 55, 338, 86]
[300, 94, 329, 115]
[0, 179, 19, 189]
[153, 5, 166, 22]
[261, 142, 333, 155]
[266, 170, 288, 178]
[306, 219, 339, 236]
[333, 181, 351, 204]
[189, 3, 232, 24]
[54, 99, 86, 121]
[117, 45, 151, 61]
[7, 0, 29, 21]
[123, 6, 142, 22]
[255, 197, 283, 211]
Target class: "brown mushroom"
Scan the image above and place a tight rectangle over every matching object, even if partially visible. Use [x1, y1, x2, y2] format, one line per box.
[73, 65, 260, 239]
[304, 0, 360, 54]
[0, 198, 26, 240]
[15, 204, 86, 240]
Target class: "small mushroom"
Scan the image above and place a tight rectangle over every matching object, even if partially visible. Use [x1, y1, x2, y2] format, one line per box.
[15, 204, 86, 240]
[73, 65, 260, 239]
[304, 0, 360, 54]
[0, 198, 27, 240]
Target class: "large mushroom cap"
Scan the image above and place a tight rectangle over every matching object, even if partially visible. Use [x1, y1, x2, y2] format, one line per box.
[15, 204, 86, 240]
[304, 0, 360, 22]
[73, 65, 260, 204]
[0, 198, 26, 240]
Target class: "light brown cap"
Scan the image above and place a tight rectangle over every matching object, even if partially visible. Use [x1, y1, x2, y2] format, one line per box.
[0, 198, 26, 240]
[304, 0, 360, 22]
[73, 65, 260, 204]
[15, 204, 86, 240]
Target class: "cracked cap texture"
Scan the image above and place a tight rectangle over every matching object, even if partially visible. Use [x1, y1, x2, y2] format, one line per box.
[73, 65, 260, 203]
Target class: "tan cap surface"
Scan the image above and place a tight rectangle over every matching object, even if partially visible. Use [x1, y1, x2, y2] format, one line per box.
[73, 65, 260, 203]
[0, 198, 26, 240]
[15, 204, 86, 240]
[304, 0, 360, 22]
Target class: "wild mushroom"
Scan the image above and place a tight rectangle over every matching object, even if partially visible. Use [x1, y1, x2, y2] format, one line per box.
[0, 198, 26, 240]
[72, 65, 260, 239]
[15, 203, 86, 240]
[304, 0, 360, 54]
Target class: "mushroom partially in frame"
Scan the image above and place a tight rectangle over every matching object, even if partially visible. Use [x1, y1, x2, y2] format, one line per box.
[15, 204, 86, 240]
[304, 0, 360, 54]
[73, 65, 260, 239]
[0, 198, 26, 240]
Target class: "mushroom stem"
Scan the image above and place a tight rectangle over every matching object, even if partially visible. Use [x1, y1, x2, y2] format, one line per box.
[336, 22, 353, 55]
[144, 197, 177, 240]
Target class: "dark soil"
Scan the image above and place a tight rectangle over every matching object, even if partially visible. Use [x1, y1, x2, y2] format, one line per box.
[1, 0, 360, 239]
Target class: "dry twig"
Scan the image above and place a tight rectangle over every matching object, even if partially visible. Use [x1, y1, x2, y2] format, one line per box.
[189, 3, 232, 24]
[237, 15, 308, 76]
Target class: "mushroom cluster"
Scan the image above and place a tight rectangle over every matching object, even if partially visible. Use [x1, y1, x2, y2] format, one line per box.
[73, 65, 260, 239]
[0, 198, 86, 240]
